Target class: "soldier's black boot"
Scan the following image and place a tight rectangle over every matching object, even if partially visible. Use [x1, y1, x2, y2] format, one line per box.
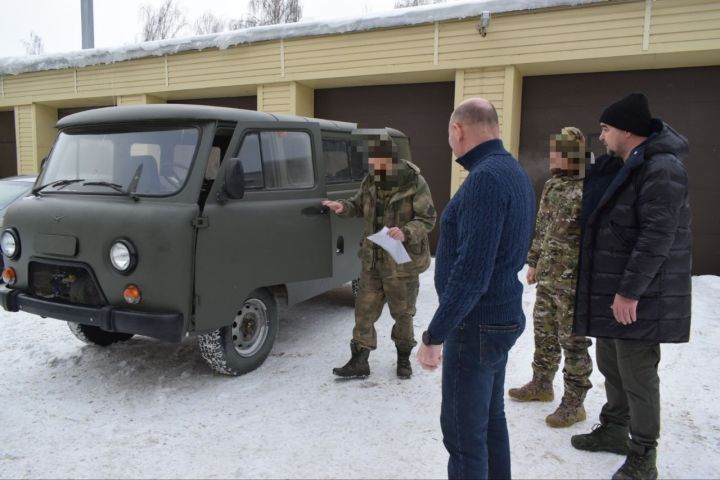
[612, 445, 658, 480]
[571, 422, 630, 456]
[396, 345, 413, 379]
[333, 341, 370, 378]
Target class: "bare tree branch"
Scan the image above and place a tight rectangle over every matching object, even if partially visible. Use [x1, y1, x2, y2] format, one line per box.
[243, 0, 303, 27]
[194, 11, 225, 35]
[22, 32, 45, 56]
[139, 0, 187, 42]
[394, 0, 446, 8]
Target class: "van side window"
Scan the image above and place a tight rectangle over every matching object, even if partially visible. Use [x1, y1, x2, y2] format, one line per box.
[349, 141, 368, 181]
[236, 133, 264, 189]
[260, 131, 314, 189]
[323, 140, 352, 184]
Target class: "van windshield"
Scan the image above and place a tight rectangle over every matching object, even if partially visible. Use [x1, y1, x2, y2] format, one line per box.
[38, 127, 199, 196]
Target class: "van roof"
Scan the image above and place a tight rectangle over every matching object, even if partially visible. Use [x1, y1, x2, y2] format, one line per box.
[56, 104, 359, 133]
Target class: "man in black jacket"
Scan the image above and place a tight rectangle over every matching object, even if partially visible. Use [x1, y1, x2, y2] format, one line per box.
[571, 93, 692, 480]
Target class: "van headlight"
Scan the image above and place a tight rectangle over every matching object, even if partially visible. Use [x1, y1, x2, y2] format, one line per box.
[1, 229, 20, 260]
[110, 240, 137, 273]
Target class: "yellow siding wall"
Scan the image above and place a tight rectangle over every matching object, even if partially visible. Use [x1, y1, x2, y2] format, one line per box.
[258, 83, 292, 114]
[451, 67, 513, 194]
[1, 0, 719, 108]
[13, 104, 57, 175]
[168, 43, 282, 89]
[116, 94, 165, 105]
[34, 104, 57, 171]
[284, 23, 435, 79]
[438, 1, 648, 67]
[650, 0, 720, 51]
[14, 105, 33, 174]
[257, 81, 314, 116]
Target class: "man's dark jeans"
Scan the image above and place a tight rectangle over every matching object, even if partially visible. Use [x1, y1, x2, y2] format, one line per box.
[440, 315, 525, 479]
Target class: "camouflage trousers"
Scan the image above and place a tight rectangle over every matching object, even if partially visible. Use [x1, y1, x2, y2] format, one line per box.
[352, 268, 419, 350]
[533, 282, 593, 401]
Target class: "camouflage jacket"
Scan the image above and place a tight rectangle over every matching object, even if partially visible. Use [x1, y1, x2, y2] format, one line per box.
[338, 159, 436, 277]
[527, 173, 583, 287]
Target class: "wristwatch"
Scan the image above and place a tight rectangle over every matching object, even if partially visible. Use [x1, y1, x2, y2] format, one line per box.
[422, 330, 443, 346]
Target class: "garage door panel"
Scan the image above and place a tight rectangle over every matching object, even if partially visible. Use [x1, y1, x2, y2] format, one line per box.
[0, 111, 17, 178]
[519, 66, 719, 274]
[315, 83, 454, 252]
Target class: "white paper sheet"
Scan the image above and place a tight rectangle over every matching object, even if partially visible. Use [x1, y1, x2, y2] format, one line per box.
[367, 226, 412, 264]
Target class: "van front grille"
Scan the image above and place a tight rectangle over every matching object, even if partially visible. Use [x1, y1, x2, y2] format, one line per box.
[29, 261, 105, 306]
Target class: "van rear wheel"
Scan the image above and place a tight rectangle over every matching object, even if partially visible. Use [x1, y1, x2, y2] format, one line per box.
[67, 322, 134, 346]
[198, 289, 278, 376]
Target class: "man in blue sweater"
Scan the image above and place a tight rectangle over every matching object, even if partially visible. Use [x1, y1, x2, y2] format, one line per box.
[417, 98, 535, 479]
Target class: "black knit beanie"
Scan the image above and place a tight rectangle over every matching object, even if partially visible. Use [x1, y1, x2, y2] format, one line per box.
[599, 93, 652, 137]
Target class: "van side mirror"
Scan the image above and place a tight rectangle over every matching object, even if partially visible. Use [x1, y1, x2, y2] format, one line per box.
[223, 157, 245, 200]
[40, 156, 48, 172]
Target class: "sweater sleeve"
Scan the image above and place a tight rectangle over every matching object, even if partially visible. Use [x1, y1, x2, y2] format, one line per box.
[427, 171, 506, 342]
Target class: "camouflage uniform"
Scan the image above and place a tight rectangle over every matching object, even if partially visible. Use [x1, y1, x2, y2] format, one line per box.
[337, 159, 436, 350]
[527, 172, 593, 402]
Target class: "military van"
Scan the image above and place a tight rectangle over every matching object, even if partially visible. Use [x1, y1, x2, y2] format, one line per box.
[0, 104, 411, 376]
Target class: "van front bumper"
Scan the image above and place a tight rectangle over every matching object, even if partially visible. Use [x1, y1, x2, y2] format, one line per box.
[0, 286, 184, 342]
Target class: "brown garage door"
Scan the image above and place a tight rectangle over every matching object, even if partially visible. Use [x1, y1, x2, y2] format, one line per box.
[0, 111, 17, 178]
[315, 82, 455, 251]
[58, 106, 112, 120]
[169, 96, 257, 110]
[519, 66, 720, 275]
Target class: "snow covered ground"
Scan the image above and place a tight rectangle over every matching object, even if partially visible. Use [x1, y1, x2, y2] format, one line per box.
[1, 264, 718, 479]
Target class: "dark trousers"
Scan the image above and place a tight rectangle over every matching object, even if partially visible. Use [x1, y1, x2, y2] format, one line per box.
[440, 315, 525, 479]
[596, 338, 661, 450]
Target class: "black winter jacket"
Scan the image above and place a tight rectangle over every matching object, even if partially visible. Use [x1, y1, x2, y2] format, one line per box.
[574, 120, 692, 343]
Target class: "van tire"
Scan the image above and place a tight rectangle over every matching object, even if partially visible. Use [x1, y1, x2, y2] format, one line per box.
[351, 278, 360, 298]
[198, 289, 278, 376]
[67, 322, 134, 346]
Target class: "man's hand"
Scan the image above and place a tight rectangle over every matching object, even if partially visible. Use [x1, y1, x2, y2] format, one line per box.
[321, 200, 344, 214]
[527, 266, 536, 285]
[417, 343, 442, 371]
[387, 227, 405, 242]
[611, 293, 639, 325]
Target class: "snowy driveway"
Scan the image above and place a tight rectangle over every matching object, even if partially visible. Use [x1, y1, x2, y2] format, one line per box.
[1, 266, 719, 479]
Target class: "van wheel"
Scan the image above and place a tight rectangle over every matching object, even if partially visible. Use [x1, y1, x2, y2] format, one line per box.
[67, 322, 134, 346]
[351, 278, 360, 298]
[198, 289, 278, 376]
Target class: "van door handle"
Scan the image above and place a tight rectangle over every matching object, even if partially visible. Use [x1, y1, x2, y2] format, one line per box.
[302, 206, 329, 215]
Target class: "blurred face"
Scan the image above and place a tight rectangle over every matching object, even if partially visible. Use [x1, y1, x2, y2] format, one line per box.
[369, 157, 392, 173]
[549, 148, 569, 171]
[599, 123, 625, 158]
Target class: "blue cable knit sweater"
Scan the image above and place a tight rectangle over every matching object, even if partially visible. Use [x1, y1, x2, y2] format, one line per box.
[428, 139, 535, 342]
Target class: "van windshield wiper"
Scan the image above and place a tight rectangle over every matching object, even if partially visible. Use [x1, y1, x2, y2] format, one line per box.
[82, 181, 126, 194]
[32, 178, 86, 195]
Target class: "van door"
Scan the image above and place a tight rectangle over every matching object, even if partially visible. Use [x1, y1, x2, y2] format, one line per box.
[194, 125, 331, 332]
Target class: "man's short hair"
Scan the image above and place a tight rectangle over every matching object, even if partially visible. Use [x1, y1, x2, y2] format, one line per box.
[451, 101, 499, 127]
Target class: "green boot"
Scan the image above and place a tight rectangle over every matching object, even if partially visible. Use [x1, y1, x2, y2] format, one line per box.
[333, 341, 370, 378]
[396, 345, 413, 379]
[571, 422, 630, 456]
[546, 395, 586, 428]
[612, 447, 658, 480]
[508, 374, 554, 402]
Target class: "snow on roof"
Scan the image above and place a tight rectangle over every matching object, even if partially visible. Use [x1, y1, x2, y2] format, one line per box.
[0, 0, 606, 76]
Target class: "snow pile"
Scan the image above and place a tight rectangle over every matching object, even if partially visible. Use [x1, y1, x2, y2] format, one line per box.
[0, 0, 606, 76]
[1, 263, 717, 478]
